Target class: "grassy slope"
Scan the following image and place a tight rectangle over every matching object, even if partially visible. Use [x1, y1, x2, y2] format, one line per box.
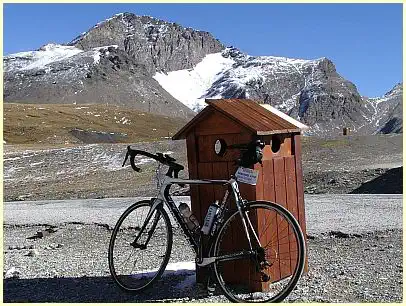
[3, 103, 189, 145]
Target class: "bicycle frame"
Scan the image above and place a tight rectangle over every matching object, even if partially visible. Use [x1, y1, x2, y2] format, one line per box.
[132, 174, 259, 267]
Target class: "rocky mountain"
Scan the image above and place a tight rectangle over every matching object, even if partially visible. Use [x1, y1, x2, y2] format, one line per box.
[155, 47, 402, 136]
[3, 12, 402, 135]
[363, 83, 403, 134]
[69, 12, 223, 74]
[4, 44, 194, 118]
[3, 12, 223, 119]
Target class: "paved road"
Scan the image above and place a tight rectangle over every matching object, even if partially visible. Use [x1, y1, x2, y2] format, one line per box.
[4, 194, 402, 234]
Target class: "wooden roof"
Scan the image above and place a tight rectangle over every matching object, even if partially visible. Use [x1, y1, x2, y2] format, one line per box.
[172, 98, 303, 140]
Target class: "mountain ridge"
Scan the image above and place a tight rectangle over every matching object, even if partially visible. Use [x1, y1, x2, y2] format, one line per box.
[68, 12, 224, 74]
[3, 12, 402, 136]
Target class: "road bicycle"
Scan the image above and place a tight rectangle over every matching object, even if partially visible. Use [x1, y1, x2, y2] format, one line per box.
[108, 140, 305, 303]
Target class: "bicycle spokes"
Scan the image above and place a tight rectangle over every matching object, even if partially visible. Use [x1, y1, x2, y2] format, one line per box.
[130, 209, 162, 249]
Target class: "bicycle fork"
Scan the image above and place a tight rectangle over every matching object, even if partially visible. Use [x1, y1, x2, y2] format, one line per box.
[130, 199, 162, 249]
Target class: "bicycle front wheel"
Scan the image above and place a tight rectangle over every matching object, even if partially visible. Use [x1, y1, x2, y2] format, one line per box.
[108, 200, 173, 292]
[212, 201, 305, 302]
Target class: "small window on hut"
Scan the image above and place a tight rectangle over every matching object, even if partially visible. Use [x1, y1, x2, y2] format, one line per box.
[271, 135, 281, 153]
[214, 138, 227, 157]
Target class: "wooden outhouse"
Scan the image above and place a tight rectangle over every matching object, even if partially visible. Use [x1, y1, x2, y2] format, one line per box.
[172, 98, 308, 287]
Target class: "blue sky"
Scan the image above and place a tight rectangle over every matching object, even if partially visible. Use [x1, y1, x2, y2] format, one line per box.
[3, 3, 403, 97]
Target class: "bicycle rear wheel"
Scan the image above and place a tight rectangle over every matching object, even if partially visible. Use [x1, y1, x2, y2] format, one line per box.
[108, 200, 173, 292]
[212, 201, 305, 302]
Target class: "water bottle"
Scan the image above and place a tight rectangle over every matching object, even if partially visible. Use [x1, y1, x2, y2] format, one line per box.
[201, 201, 219, 235]
[178, 202, 200, 232]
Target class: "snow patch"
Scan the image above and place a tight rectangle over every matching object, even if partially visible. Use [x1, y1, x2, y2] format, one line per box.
[166, 261, 195, 271]
[93, 45, 119, 51]
[154, 48, 325, 112]
[154, 52, 235, 110]
[131, 261, 195, 275]
[4, 44, 83, 72]
[93, 52, 101, 64]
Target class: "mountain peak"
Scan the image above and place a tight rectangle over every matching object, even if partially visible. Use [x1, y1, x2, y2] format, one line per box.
[384, 82, 403, 97]
[3, 12, 401, 136]
[68, 12, 224, 74]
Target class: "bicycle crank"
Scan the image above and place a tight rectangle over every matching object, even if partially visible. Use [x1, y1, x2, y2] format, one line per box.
[130, 241, 147, 250]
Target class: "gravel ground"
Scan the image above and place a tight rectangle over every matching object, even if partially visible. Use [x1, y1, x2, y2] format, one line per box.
[3, 195, 403, 303]
[3, 225, 402, 303]
[3, 134, 403, 302]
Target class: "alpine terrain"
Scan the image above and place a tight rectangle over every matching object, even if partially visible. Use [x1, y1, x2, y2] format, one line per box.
[3, 12, 402, 136]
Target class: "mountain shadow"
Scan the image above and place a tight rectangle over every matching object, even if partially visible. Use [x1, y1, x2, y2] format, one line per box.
[350, 167, 402, 194]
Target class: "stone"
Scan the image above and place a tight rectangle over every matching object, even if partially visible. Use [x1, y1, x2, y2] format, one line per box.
[5, 267, 20, 279]
[25, 249, 39, 257]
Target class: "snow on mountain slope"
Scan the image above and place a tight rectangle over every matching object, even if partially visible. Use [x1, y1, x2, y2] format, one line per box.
[4, 43, 195, 119]
[154, 47, 400, 137]
[4, 43, 120, 73]
[154, 47, 323, 112]
[4, 44, 84, 72]
[153, 52, 234, 111]
[363, 83, 403, 134]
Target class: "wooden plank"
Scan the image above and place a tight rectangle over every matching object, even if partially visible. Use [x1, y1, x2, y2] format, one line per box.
[194, 111, 244, 136]
[247, 206, 262, 292]
[256, 129, 302, 135]
[254, 163, 264, 200]
[273, 157, 291, 279]
[186, 131, 201, 222]
[293, 134, 308, 272]
[233, 161, 257, 289]
[262, 159, 276, 202]
[207, 99, 298, 133]
[172, 107, 213, 140]
[239, 99, 298, 129]
[212, 162, 228, 202]
[209, 99, 283, 131]
[224, 161, 238, 283]
[284, 156, 299, 221]
[197, 163, 214, 225]
[257, 202, 281, 289]
[266, 134, 292, 158]
[261, 159, 280, 282]
[284, 156, 299, 275]
[293, 135, 307, 238]
[196, 162, 214, 283]
[221, 100, 281, 131]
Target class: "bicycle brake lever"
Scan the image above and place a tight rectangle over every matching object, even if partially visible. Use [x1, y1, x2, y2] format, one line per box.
[129, 154, 141, 172]
[164, 154, 176, 162]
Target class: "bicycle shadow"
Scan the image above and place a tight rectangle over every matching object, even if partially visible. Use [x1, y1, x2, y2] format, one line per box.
[4, 269, 208, 302]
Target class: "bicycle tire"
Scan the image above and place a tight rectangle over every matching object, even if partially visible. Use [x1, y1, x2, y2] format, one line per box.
[212, 201, 305, 302]
[108, 200, 173, 292]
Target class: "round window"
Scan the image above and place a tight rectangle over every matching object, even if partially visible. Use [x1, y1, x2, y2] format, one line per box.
[214, 139, 227, 156]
